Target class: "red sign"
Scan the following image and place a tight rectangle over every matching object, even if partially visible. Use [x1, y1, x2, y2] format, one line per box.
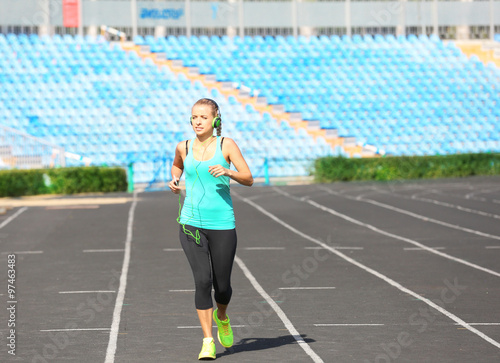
[63, 0, 79, 28]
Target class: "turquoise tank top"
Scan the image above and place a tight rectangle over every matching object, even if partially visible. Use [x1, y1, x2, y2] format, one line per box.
[179, 136, 235, 230]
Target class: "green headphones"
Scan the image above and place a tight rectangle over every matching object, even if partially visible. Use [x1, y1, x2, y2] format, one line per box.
[212, 113, 222, 128]
[190, 113, 221, 128]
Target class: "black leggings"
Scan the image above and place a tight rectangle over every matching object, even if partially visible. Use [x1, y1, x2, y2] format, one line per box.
[179, 225, 237, 310]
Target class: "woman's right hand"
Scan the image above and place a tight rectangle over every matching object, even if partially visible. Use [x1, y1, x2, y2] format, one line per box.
[169, 178, 181, 194]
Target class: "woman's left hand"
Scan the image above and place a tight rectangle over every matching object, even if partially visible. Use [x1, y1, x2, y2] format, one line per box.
[208, 165, 230, 178]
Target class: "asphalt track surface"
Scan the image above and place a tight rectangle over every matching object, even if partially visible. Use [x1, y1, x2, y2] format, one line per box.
[0, 176, 499, 363]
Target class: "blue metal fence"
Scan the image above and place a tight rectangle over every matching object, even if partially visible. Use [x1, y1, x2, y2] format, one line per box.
[129, 156, 315, 192]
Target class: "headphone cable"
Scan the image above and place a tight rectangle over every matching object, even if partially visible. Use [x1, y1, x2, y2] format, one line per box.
[176, 135, 216, 245]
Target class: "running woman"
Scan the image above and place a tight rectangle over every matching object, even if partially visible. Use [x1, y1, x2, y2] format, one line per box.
[168, 98, 253, 360]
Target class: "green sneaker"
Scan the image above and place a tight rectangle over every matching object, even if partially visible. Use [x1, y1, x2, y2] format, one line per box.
[198, 337, 216, 360]
[213, 309, 233, 348]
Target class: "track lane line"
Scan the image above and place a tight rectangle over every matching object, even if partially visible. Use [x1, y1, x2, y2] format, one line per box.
[372, 187, 500, 220]
[465, 186, 500, 200]
[410, 195, 500, 220]
[417, 188, 500, 205]
[283, 189, 500, 278]
[178, 325, 247, 329]
[319, 187, 500, 241]
[0, 207, 28, 229]
[83, 249, 125, 253]
[278, 287, 336, 290]
[315, 323, 384, 327]
[104, 191, 138, 363]
[243, 247, 285, 250]
[41, 328, 110, 332]
[307, 198, 500, 277]
[235, 255, 324, 363]
[404, 247, 446, 251]
[1, 250, 43, 254]
[59, 290, 116, 294]
[304, 246, 363, 250]
[273, 188, 500, 277]
[234, 192, 500, 349]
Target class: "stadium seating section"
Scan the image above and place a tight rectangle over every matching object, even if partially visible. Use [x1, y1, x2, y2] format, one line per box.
[1, 33, 499, 183]
[138, 33, 499, 157]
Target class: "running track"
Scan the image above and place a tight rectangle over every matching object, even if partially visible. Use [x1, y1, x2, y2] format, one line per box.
[0, 176, 499, 362]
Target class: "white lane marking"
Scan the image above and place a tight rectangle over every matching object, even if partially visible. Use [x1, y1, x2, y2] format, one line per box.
[236, 193, 500, 349]
[365, 197, 500, 240]
[104, 191, 138, 363]
[272, 188, 306, 202]
[235, 255, 324, 363]
[314, 323, 384, 327]
[243, 247, 285, 250]
[163, 248, 183, 252]
[316, 323, 500, 327]
[357, 192, 378, 199]
[178, 325, 247, 329]
[454, 323, 500, 326]
[59, 291, 116, 294]
[485, 246, 500, 249]
[424, 188, 500, 205]
[169, 289, 195, 292]
[466, 186, 500, 200]
[410, 190, 433, 199]
[83, 249, 125, 253]
[320, 187, 500, 242]
[304, 246, 364, 250]
[41, 328, 110, 332]
[404, 247, 446, 251]
[45, 205, 99, 210]
[304, 195, 500, 278]
[1, 250, 43, 254]
[278, 187, 500, 278]
[411, 195, 500, 220]
[0, 207, 28, 229]
[279, 287, 336, 290]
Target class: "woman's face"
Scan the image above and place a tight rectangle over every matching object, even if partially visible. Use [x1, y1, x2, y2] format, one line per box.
[191, 104, 215, 136]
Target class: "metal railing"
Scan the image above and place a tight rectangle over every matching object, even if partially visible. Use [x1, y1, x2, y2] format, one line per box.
[0, 125, 66, 169]
[136, 155, 315, 191]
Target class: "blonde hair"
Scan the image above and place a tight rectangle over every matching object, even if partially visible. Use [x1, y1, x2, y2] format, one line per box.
[193, 98, 222, 136]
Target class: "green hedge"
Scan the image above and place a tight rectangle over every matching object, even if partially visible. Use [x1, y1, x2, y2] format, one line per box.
[0, 166, 128, 197]
[314, 153, 500, 182]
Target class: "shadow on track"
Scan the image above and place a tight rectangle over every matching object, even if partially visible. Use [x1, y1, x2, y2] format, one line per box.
[217, 334, 315, 357]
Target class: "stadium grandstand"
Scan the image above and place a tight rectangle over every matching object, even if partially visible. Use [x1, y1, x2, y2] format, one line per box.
[0, 0, 499, 185]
